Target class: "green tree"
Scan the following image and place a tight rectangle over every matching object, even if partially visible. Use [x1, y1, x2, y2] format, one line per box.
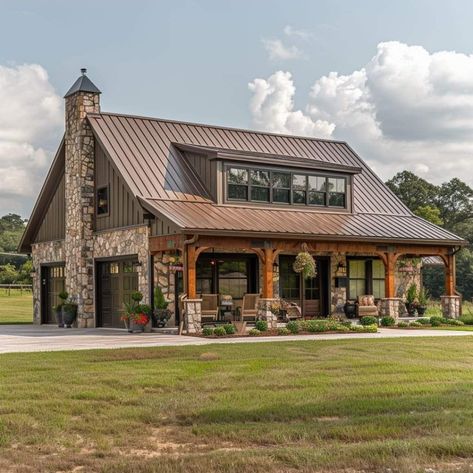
[435, 178, 473, 231]
[0, 213, 27, 253]
[414, 205, 443, 225]
[0, 263, 19, 284]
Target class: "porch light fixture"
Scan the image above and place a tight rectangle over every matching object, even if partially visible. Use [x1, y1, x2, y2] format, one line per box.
[272, 261, 279, 275]
[336, 261, 347, 277]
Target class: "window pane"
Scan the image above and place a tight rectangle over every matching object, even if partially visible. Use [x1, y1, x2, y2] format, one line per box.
[250, 170, 270, 186]
[308, 176, 326, 191]
[372, 279, 385, 299]
[372, 260, 385, 279]
[272, 172, 290, 188]
[97, 187, 109, 215]
[228, 184, 248, 200]
[279, 256, 300, 300]
[293, 174, 307, 190]
[273, 188, 290, 203]
[308, 191, 325, 206]
[251, 187, 270, 202]
[197, 279, 212, 294]
[328, 178, 345, 193]
[219, 278, 247, 299]
[218, 261, 246, 278]
[328, 193, 345, 207]
[293, 190, 306, 204]
[349, 260, 365, 279]
[349, 279, 366, 299]
[228, 168, 248, 184]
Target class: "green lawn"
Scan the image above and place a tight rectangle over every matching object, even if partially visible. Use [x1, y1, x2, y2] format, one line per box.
[0, 289, 32, 324]
[2, 338, 473, 472]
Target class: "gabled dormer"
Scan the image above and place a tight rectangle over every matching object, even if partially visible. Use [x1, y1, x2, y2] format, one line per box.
[175, 143, 361, 212]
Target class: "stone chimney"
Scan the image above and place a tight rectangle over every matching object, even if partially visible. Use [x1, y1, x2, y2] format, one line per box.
[64, 68, 101, 327]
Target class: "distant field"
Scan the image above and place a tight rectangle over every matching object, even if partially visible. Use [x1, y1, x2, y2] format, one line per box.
[0, 289, 33, 324]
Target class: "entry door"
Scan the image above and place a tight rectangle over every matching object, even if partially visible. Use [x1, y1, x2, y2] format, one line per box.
[97, 260, 139, 328]
[41, 265, 65, 324]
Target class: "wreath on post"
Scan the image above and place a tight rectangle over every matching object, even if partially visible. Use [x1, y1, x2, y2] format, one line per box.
[293, 245, 317, 279]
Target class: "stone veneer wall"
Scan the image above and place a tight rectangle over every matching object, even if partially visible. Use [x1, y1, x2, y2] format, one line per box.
[153, 252, 177, 325]
[31, 240, 65, 324]
[64, 91, 100, 326]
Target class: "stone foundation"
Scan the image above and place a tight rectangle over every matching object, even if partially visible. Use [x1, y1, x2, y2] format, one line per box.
[379, 298, 402, 318]
[257, 298, 279, 329]
[441, 295, 461, 319]
[153, 252, 177, 325]
[184, 299, 202, 333]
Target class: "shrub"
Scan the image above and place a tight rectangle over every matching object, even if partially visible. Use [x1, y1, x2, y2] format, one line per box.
[350, 324, 377, 333]
[248, 328, 261, 336]
[223, 324, 236, 334]
[202, 327, 214, 337]
[335, 324, 350, 332]
[305, 320, 328, 332]
[445, 319, 464, 326]
[430, 316, 444, 327]
[397, 321, 409, 328]
[360, 316, 378, 326]
[255, 320, 268, 332]
[417, 318, 431, 325]
[278, 327, 290, 336]
[409, 321, 422, 327]
[459, 314, 473, 325]
[286, 321, 299, 334]
[380, 316, 395, 327]
[340, 320, 352, 328]
[213, 326, 227, 337]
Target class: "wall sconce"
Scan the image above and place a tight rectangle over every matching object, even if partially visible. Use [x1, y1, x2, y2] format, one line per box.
[272, 261, 279, 275]
[336, 261, 347, 277]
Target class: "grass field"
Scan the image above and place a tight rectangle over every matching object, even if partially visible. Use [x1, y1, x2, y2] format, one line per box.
[2, 337, 473, 472]
[0, 289, 32, 324]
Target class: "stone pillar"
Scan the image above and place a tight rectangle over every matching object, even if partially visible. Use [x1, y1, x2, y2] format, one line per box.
[154, 252, 176, 325]
[64, 73, 100, 328]
[331, 254, 347, 315]
[379, 298, 401, 318]
[184, 298, 202, 333]
[257, 298, 278, 329]
[441, 295, 461, 319]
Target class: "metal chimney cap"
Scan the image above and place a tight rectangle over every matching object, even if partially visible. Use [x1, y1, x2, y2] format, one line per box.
[80, 68, 87, 75]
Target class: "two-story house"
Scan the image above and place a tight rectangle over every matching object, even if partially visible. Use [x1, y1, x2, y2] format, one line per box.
[19, 70, 465, 331]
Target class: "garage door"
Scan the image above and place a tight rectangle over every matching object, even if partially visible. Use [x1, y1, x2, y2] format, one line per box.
[41, 265, 65, 324]
[97, 259, 139, 328]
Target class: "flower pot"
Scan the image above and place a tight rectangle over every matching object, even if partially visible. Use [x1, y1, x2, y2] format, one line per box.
[417, 305, 427, 316]
[126, 319, 146, 333]
[55, 308, 64, 328]
[405, 302, 417, 317]
[153, 308, 171, 328]
[62, 304, 77, 328]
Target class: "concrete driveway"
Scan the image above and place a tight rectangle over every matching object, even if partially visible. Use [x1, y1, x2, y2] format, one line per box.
[1, 324, 473, 354]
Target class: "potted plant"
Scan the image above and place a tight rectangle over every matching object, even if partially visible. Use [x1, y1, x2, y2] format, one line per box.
[293, 251, 317, 279]
[53, 290, 68, 327]
[122, 291, 151, 333]
[62, 294, 78, 328]
[153, 287, 171, 328]
[405, 283, 418, 316]
[417, 287, 428, 316]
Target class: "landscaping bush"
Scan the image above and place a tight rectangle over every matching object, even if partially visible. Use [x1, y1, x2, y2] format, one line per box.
[340, 320, 352, 328]
[286, 321, 299, 334]
[335, 324, 350, 332]
[248, 328, 261, 336]
[409, 321, 422, 327]
[278, 327, 290, 336]
[223, 323, 236, 334]
[444, 319, 464, 326]
[380, 316, 395, 327]
[255, 320, 268, 332]
[360, 316, 378, 326]
[397, 321, 409, 328]
[459, 314, 473, 325]
[305, 320, 328, 332]
[202, 327, 214, 337]
[350, 324, 377, 333]
[417, 318, 431, 325]
[213, 326, 227, 336]
[430, 316, 444, 327]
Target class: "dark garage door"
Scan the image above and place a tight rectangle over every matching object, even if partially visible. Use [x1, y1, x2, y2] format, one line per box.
[97, 260, 139, 328]
[41, 265, 65, 324]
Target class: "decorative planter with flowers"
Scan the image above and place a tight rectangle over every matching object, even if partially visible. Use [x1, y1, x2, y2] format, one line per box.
[405, 283, 418, 317]
[153, 286, 171, 327]
[61, 293, 78, 328]
[121, 291, 151, 333]
[53, 290, 68, 327]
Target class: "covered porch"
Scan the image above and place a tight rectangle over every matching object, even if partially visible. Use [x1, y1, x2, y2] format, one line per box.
[150, 234, 460, 333]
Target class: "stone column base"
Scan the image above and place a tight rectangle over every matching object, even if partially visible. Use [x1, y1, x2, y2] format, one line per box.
[77, 315, 93, 328]
[257, 298, 279, 329]
[183, 299, 202, 334]
[379, 298, 402, 318]
[441, 295, 461, 319]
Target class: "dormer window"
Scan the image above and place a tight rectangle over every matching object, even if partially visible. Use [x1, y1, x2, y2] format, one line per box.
[225, 165, 347, 209]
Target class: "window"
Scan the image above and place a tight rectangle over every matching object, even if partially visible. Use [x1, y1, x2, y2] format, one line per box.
[97, 186, 109, 216]
[225, 166, 347, 209]
[372, 260, 385, 299]
[218, 260, 248, 298]
[279, 256, 300, 299]
[348, 259, 385, 300]
[348, 260, 366, 299]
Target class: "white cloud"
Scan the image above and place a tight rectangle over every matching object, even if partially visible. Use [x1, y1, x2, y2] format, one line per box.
[248, 41, 473, 184]
[262, 38, 303, 61]
[0, 64, 62, 217]
[283, 25, 313, 40]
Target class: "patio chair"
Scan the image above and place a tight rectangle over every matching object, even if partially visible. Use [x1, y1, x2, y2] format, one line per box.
[240, 293, 260, 322]
[280, 299, 302, 321]
[200, 294, 219, 322]
[356, 295, 379, 318]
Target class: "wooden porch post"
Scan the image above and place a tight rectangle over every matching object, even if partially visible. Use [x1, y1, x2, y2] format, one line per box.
[384, 252, 396, 298]
[262, 247, 274, 299]
[187, 245, 197, 299]
[445, 253, 456, 296]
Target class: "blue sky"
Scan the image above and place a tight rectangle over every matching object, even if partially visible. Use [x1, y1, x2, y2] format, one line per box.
[3, 0, 473, 216]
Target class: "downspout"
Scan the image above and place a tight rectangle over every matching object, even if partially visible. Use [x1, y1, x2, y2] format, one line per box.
[182, 234, 199, 297]
[149, 253, 154, 322]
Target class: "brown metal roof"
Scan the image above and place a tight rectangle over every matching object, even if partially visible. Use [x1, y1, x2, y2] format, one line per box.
[141, 199, 464, 245]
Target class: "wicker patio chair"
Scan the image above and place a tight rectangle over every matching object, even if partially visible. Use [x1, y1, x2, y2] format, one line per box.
[356, 295, 379, 318]
[240, 293, 260, 322]
[200, 294, 219, 322]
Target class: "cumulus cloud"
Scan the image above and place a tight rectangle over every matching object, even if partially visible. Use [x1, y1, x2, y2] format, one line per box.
[248, 41, 473, 184]
[0, 64, 62, 217]
[283, 25, 313, 40]
[262, 38, 303, 61]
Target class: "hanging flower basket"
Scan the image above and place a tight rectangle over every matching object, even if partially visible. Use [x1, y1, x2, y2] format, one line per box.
[293, 251, 317, 279]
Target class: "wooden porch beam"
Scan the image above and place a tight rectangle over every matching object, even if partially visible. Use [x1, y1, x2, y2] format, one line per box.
[384, 252, 398, 298]
[187, 245, 197, 299]
[149, 234, 184, 254]
[445, 253, 456, 296]
[262, 247, 275, 299]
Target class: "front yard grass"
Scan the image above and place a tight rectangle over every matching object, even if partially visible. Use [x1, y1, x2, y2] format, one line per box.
[0, 289, 32, 324]
[2, 337, 473, 472]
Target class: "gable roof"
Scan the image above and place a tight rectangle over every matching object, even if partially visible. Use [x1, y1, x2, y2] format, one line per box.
[88, 112, 465, 246]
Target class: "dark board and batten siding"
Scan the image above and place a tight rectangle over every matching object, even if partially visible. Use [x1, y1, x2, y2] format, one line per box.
[184, 152, 218, 201]
[36, 173, 65, 242]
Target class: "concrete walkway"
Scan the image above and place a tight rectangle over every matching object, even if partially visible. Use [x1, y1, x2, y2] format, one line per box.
[0, 324, 472, 354]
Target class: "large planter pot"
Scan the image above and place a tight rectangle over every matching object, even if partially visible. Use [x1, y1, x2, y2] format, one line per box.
[62, 304, 78, 328]
[417, 305, 427, 316]
[153, 308, 171, 328]
[125, 319, 146, 333]
[55, 307, 64, 328]
[405, 302, 417, 317]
